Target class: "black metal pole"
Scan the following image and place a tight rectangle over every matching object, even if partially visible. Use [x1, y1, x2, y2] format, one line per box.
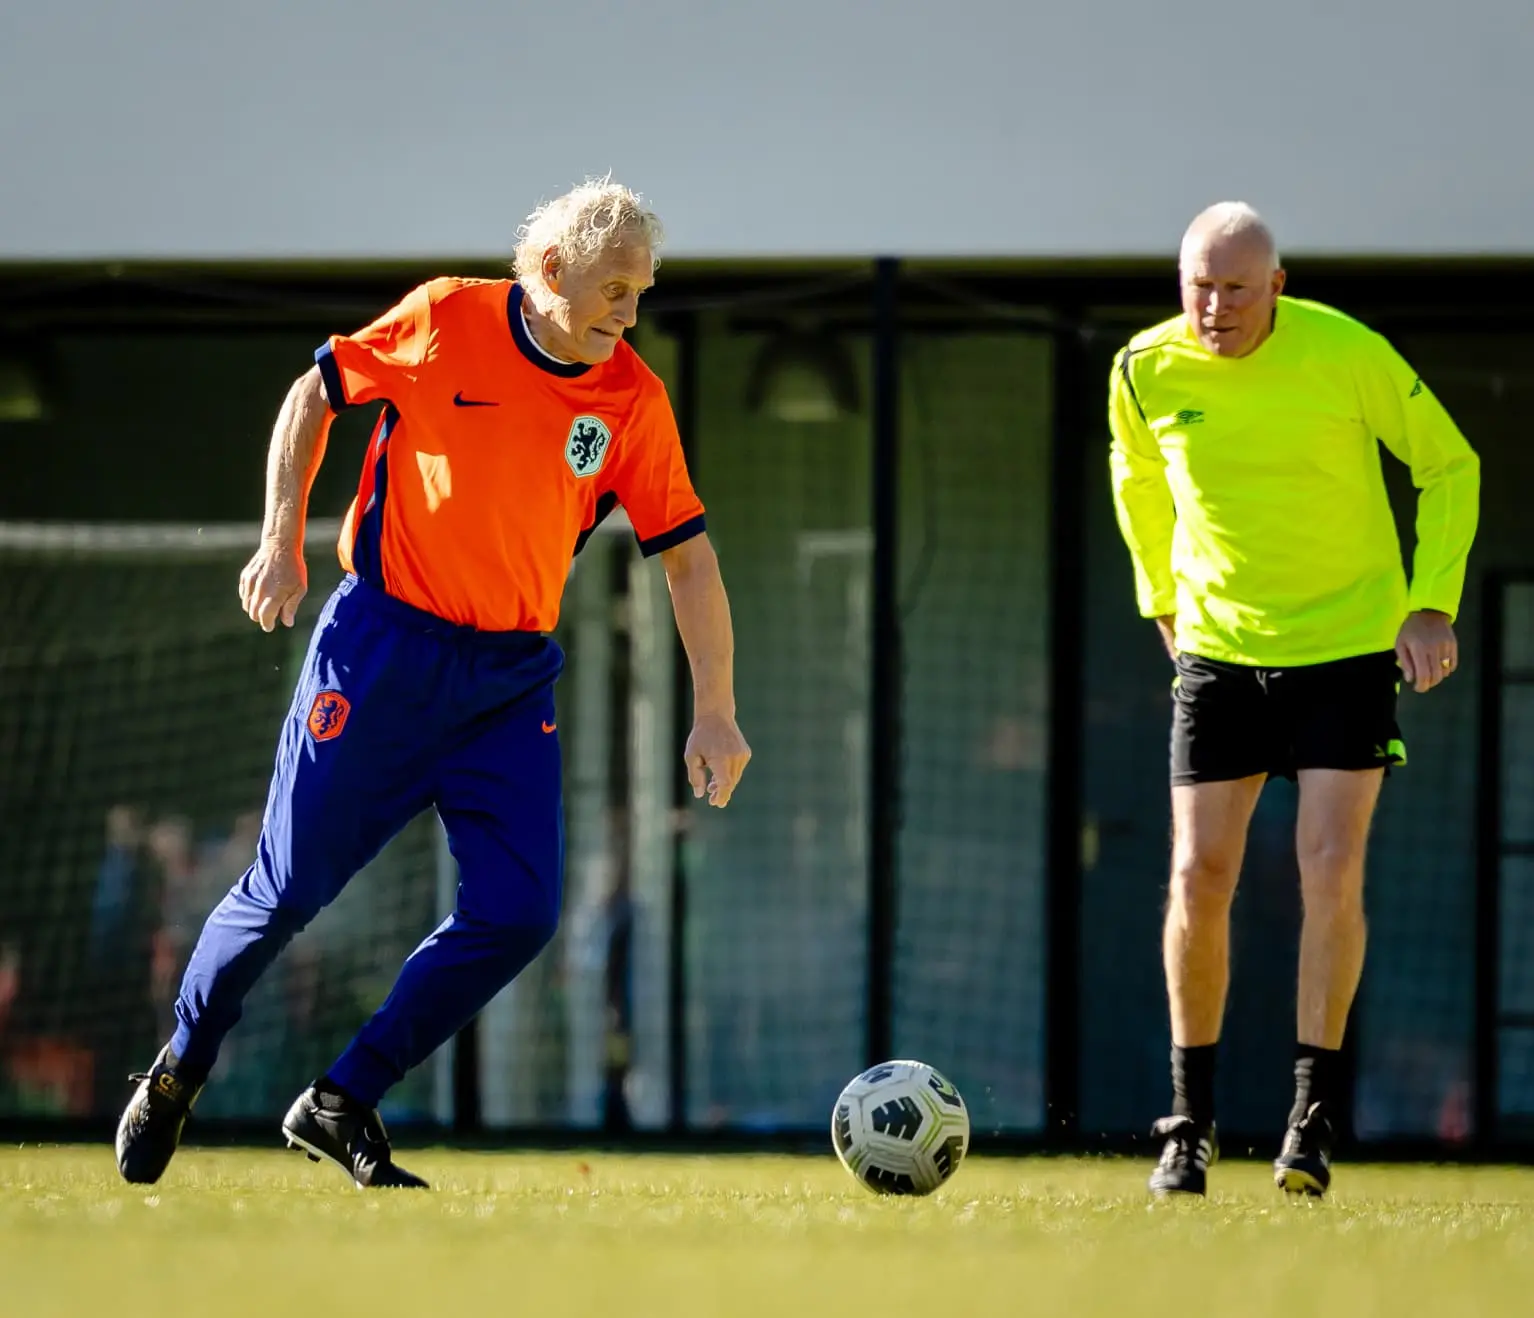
[867, 258, 901, 1067]
[1043, 314, 1089, 1142]
[602, 541, 635, 1133]
[668, 311, 700, 1131]
[1474, 571, 1505, 1152]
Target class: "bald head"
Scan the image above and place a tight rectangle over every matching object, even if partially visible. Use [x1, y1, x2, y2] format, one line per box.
[1180, 202, 1280, 274]
[1178, 202, 1286, 358]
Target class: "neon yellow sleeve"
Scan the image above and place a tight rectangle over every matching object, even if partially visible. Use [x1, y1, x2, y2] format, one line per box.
[1358, 333, 1481, 619]
[1108, 349, 1177, 618]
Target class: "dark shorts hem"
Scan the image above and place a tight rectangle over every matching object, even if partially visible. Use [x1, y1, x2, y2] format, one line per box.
[1169, 650, 1404, 787]
[1171, 757, 1400, 788]
[1170, 763, 1271, 788]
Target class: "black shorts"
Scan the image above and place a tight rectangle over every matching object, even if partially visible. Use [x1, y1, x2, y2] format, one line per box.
[1170, 650, 1405, 787]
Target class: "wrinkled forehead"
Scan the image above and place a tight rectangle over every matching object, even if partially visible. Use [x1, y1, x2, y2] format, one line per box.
[1180, 230, 1274, 281]
[582, 237, 655, 286]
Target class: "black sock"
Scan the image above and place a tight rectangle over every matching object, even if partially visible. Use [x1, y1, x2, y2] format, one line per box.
[315, 1074, 360, 1109]
[1290, 1045, 1340, 1126]
[1171, 1044, 1218, 1125]
[161, 1047, 206, 1089]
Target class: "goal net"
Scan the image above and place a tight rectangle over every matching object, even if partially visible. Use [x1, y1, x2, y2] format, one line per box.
[0, 516, 665, 1130]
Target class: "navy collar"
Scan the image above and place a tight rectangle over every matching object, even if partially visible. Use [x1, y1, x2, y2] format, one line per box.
[508, 283, 592, 379]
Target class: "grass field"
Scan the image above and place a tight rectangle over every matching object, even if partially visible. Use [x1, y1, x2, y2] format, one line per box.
[4, 1146, 1534, 1317]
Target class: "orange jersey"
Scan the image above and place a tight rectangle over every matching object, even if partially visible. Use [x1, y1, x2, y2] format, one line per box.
[314, 278, 705, 632]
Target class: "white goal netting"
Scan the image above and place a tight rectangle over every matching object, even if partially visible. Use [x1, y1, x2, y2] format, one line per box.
[0, 515, 674, 1130]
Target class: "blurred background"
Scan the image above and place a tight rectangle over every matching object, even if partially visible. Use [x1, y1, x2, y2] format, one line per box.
[1, 0, 1532, 1156]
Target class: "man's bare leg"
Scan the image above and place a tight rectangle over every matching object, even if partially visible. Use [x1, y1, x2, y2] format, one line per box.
[1166, 775, 1266, 1056]
[1273, 767, 1382, 1195]
[1294, 768, 1380, 1051]
[1150, 774, 1266, 1195]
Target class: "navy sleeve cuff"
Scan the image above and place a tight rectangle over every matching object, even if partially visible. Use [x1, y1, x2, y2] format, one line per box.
[636, 513, 707, 558]
[314, 342, 353, 412]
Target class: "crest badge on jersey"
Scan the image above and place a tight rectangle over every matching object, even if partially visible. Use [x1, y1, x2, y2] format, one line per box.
[565, 415, 612, 478]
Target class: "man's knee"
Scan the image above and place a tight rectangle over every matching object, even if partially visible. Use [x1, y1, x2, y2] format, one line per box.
[460, 872, 561, 961]
[1297, 830, 1367, 876]
[1168, 852, 1241, 920]
[1298, 839, 1368, 921]
[513, 891, 561, 957]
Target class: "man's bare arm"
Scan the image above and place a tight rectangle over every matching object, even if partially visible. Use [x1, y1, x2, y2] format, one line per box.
[660, 532, 750, 807]
[261, 366, 332, 550]
[240, 366, 333, 631]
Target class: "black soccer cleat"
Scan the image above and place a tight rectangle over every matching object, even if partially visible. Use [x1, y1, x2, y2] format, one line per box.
[281, 1086, 429, 1189]
[115, 1045, 204, 1185]
[1274, 1102, 1334, 1198]
[1147, 1115, 1218, 1197]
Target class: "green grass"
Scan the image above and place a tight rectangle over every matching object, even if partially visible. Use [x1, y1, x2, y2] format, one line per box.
[4, 1146, 1534, 1317]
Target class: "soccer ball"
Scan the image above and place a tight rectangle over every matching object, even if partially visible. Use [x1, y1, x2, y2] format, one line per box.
[831, 1059, 971, 1196]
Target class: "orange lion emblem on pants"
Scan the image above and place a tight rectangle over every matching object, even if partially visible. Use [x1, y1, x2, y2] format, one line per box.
[306, 690, 351, 741]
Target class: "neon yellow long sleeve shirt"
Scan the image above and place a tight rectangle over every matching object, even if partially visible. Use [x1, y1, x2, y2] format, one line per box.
[1107, 297, 1481, 667]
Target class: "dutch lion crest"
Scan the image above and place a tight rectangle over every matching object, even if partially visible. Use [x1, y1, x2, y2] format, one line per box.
[565, 415, 612, 478]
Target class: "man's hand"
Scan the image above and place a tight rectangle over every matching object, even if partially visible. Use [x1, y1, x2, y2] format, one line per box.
[1155, 614, 1179, 662]
[685, 711, 751, 808]
[239, 540, 308, 632]
[1396, 609, 1458, 693]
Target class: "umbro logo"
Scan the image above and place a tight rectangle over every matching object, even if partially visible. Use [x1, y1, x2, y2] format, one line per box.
[1175, 409, 1205, 425]
[1409, 378, 1424, 398]
[453, 391, 499, 407]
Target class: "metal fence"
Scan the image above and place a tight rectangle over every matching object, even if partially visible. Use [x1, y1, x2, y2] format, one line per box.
[2, 260, 1533, 1155]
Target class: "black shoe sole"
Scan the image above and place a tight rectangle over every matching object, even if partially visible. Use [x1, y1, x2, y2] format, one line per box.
[282, 1123, 363, 1188]
[281, 1110, 429, 1190]
[1275, 1166, 1328, 1197]
[116, 1092, 183, 1186]
[117, 1159, 170, 1186]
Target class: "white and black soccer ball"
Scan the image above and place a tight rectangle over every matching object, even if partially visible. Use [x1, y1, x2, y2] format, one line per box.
[831, 1059, 971, 1196]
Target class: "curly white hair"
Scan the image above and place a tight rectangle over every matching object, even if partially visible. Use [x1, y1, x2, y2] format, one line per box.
[513, 175, 664, 289]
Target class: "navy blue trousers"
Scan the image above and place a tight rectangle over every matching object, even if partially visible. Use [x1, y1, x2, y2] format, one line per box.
[171, 574, 564, 1107]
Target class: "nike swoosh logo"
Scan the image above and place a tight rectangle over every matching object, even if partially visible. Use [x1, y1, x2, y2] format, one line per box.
[541, 720, 557, 734]
[453, 392, 499, 407]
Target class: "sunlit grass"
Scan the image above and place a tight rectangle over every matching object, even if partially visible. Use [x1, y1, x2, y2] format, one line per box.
[4, 1147, 1533, 1317]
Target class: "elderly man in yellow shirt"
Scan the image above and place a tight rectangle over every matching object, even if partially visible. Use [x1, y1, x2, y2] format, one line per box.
[1109, 202, 1480, 1199]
